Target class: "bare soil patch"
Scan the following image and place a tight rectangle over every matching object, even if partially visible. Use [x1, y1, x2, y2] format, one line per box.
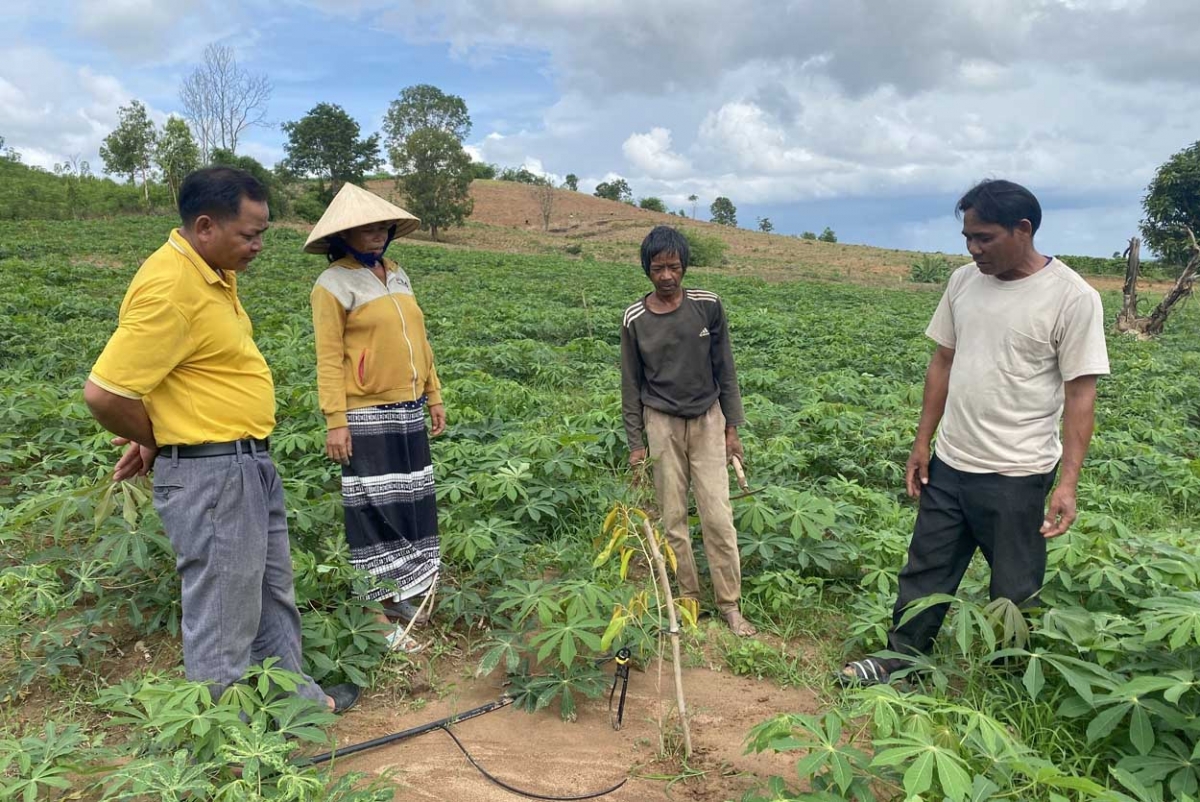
[325, 641, 819, 801]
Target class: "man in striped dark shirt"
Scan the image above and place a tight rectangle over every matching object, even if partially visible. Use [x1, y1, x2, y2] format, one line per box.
[620, 226, 756, 636]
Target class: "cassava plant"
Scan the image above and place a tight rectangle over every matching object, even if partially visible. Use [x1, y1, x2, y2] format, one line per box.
[594, 502, 698, 757]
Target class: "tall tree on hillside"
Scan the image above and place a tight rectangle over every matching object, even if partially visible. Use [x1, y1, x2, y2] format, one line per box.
[100, 100, 157, 208]
[281, 102, 381, 201]
[383, 84, 471, 158]
[688, 194, 698, 219]
[384, 85, 474, 242]
[710, 196, 737, 226]
[1141, 140, 1200, 270]
[564, 173, 579, 191]
[180, 44, 271, 161]
[819, 226, 837, 243]
[155, 117, 200, 209]
[394, 127, 474, 242]
[594, 178, 632, 203]
[757, 216, 773, 233]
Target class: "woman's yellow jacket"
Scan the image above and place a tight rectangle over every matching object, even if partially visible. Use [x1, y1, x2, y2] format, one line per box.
[311, 256, 441, 429]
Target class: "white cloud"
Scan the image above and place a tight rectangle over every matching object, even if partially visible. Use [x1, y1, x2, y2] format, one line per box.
[5, 0, 1198, 254]
[71, 0, 227, 64]
[403, 0, 1200, 96]
[622, 128, 691, 179]
[401, 0, 1197, 238]
[0, 48, 169, 176]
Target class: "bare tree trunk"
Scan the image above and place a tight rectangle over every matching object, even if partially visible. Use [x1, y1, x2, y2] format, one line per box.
[1115, 237, 1141, 331]
[140, 164, 150, 210]
[1144, 237, 1199, 336]
[534, 182, 554, 231]
[1115, 229, 1199, 338]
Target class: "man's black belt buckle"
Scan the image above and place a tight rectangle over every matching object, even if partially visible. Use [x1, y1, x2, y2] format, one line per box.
[168, 438, 270, 459]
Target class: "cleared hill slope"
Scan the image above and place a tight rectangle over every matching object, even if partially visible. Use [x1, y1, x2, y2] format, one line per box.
[362, 179, 948, 285]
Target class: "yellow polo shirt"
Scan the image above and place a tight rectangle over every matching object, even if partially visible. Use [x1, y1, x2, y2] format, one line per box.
[89, 230, 276, 445]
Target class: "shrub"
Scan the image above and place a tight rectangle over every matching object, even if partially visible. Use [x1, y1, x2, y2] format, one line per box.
[292, 188, 329, 223]
[801, 231, 817, 240]
[909, 254, 955, 284]
[638, 196, 667, 213]
[818, 226, 837, 243]
[679, 227, 728, 267]
[497, 165, 542, 184]
[470, 162, 498, 180]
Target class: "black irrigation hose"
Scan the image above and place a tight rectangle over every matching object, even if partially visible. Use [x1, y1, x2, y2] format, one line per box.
[297, 694, 629, 800]
[299, 696, 514, 766]
[438, 724, 628, 801]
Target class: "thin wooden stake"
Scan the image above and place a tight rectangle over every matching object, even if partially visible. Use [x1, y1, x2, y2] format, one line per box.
[640, 518, 692, 758]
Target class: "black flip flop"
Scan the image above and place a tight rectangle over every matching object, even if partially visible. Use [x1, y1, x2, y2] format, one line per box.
[837, 657, 892, 687]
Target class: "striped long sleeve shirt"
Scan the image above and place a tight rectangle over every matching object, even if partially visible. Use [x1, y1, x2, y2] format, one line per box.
[620, 288, 746, 450]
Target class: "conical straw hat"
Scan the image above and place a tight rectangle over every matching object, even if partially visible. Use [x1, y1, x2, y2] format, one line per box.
[303, 182, 420, 254]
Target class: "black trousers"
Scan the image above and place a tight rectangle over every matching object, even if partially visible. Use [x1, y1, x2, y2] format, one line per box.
[887, 455, 1057, 662]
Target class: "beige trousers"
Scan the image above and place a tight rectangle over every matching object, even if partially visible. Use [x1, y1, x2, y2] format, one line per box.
[644, 403, 742, 612]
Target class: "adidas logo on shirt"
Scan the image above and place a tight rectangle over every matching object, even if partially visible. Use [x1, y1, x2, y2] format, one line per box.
[699, 327, 710, 337]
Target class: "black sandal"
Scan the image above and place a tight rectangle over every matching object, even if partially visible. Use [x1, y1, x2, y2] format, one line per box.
[838, 657, 892, 687]
[383, 598, 431, 626]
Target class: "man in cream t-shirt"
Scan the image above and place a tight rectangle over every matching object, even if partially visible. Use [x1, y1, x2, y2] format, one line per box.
[842, 179, 1110, 685]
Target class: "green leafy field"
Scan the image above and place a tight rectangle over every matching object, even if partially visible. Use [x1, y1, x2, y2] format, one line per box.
[2, 216, 1199, 801]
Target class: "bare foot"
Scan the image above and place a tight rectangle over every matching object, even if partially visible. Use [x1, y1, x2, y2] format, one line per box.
[722, 608, 757, 637]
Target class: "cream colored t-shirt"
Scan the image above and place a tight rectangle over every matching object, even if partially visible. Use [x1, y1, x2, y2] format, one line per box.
[926, 258, 1110, 476]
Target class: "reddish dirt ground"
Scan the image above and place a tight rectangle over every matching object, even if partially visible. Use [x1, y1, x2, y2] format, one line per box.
[325, 651, 819, 801]
[6, 625, 820, 801]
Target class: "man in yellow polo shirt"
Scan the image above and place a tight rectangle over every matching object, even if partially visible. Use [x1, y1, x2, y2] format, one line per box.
[84, 167, 358, 714]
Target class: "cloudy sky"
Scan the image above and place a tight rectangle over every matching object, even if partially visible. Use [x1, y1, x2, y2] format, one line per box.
[3, 0, 1198, 255]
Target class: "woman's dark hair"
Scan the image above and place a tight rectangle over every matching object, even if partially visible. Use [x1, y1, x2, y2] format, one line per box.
[640, 226, 690, 275]
[179, 167, 268, 227]
[956, 179, 1042, 235]
[326, 236, 349, 263]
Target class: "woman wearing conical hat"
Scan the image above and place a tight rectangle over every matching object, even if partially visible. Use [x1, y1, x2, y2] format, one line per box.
[305, 183, 443, 653]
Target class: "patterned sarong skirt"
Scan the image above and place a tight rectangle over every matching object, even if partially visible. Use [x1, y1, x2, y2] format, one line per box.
[342, 398, 440, 602]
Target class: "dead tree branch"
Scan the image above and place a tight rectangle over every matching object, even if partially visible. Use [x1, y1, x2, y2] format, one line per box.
[1115, 228, 1198, 338]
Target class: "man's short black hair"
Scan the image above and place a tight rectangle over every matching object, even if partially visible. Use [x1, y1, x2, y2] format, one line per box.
[956, 179, 1042, 235]
[640, 226, 690, 275]
[179, 167, 268, 227]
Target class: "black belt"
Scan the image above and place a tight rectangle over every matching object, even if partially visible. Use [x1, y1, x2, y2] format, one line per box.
[166, 438, 270, 459]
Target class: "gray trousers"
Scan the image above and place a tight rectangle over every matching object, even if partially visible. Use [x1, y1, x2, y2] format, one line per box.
[152, 443, 325, 704]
